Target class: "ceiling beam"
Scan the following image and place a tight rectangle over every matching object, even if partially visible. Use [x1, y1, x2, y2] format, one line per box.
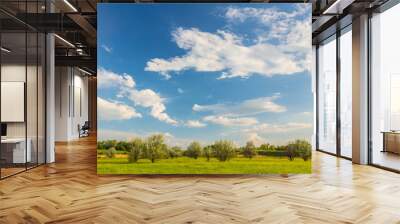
[55, 55, 96, 71]
[67, 13, 97, 40]
[323, 0, 356, 14]
[10, 13, 85, 32]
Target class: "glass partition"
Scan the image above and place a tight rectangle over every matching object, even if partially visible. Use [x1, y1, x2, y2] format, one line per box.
[0, 2, 46, 179]
[317, 36, 337, 154]
[371, 3, 400, 171]
[339, 27, 352, 158]
[1, 30, 28, 177]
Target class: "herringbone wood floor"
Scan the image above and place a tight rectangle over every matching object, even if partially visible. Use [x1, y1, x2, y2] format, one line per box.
[1, 135, 400, 224]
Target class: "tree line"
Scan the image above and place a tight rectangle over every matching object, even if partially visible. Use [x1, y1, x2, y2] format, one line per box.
[97, 134, 312, 163]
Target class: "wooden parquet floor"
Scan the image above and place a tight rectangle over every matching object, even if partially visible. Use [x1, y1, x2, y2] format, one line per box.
[1, 135, 400, 224]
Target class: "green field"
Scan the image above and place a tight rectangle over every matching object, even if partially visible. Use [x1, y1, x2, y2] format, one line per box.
[97, 156, 311, 174]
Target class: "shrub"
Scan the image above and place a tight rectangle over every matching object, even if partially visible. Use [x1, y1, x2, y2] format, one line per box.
[212, 140, 236, 162]
[257, 150, 287, 157]
[185, 141, 202, 159]
[243, 141, 257, 159]
[105, 147, 117, 158]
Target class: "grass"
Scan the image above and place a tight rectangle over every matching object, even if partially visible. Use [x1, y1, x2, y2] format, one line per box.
[97, 155, 311, 174]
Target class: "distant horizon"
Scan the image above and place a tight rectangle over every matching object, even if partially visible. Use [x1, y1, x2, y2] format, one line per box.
[97, 132, 311, 149]
[98, 3, 313, 147]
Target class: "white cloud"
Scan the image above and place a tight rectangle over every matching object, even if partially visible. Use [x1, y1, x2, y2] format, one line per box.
[193, 94, 286, 128]
[301, 111, 312, 116]
[245, 132, 268, 147]
[185, 120, 207, 128]
[224, 5, 311, 76]
[177, 88, 184, 94]
[98, 67, 177, 125]
[125, 88, 178, 125]
[98, 97, 142, 121]
[203, 115, 258, 127]
[283, 18, 311, 52]
[224, 5, 310, 47]
[193, 93, 286, 116]
[162, 132, 197, 148]
[228, 121, 312, 145]
[101, 44, 112, 53]
[244, 122, 312, 134]
[98, 67, 135, 89]
[145, 27, 309, 79]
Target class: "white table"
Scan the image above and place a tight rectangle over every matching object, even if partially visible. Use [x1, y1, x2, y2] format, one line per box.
[1, 138, 31, 163]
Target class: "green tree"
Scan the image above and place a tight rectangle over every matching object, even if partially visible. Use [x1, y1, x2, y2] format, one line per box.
[116, 141, 130, 151]
[212, 140, 236, 162]
[127, 138, 144, 163]
[169, 146, 183, 158]
[259, 143, 275, 151]
[275, 145, 287, 151]
[167, 149, 178, 159]
[295, 140, 312, 161]
[101, 140, 117, 150]
[186, 141, 202, 159]
[286, 140, 311, 161]
[243, 141, 257, 159]
[203, 145, 213, 161]
[287, 144, 296, 161]
[144, 134, 166, 163]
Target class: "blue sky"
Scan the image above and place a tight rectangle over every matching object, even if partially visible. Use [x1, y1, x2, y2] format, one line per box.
[97, 3, 313, 147]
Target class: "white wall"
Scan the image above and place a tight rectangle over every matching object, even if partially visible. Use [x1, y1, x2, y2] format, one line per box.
[71, 73, 89, 138]
[55, 67, 89, 141]
[1, 64, 25, 81]
[1, 63, 47, 164]
[1, 65, 38, 137]
[55, 66, 69, 141]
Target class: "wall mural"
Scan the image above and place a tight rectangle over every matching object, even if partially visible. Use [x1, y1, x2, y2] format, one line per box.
[97, 3, 313, 174]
